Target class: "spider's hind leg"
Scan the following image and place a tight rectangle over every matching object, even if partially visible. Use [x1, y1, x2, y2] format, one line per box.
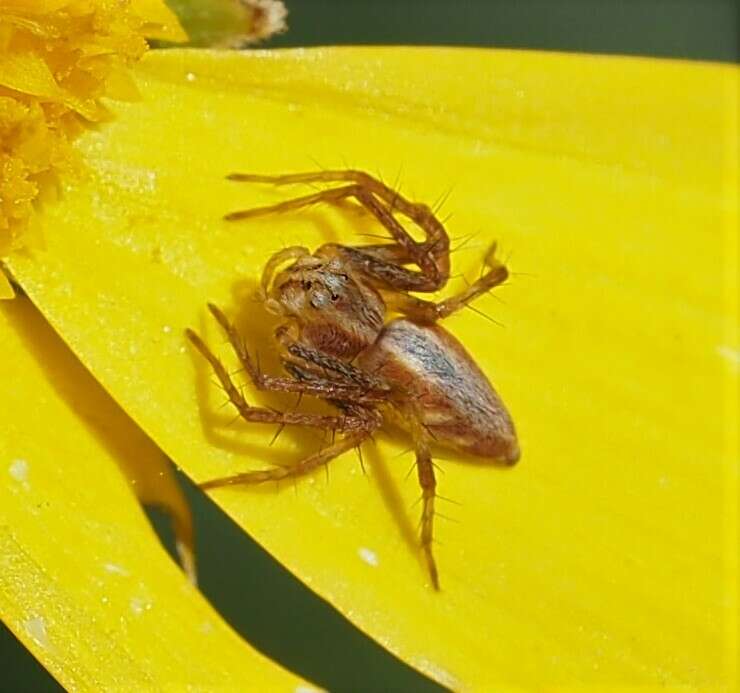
[415, 441, 440, 590]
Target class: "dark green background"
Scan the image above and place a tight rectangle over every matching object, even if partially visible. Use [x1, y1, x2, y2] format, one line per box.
[268, 0, 738, 62]
[1, 1, 736, 692]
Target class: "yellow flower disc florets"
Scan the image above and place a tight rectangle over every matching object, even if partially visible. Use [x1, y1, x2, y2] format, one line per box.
[0, 0, 185, 256]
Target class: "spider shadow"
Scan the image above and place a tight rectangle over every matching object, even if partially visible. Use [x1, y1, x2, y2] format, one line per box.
[362, 430, 419, 555]
[187, 280, 427, 568]
[362, 425, 518, 553]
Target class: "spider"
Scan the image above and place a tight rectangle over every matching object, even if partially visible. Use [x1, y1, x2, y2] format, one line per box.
[186, 169, 519, 589]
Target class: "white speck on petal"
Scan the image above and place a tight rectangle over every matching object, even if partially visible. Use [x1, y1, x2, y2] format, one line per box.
[130, 596, 153, 616]
[103, 562, 129, 576]
[24, 617, 48, 648]
[185, 71, 196, 82]
[9, 458, 29, 486]
[717, 345, 740, 371]
[162, 324, 172, 334]
[358, 547, 379, 567]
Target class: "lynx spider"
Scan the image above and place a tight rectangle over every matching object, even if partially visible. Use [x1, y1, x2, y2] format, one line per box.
[187, 169, 519, 589]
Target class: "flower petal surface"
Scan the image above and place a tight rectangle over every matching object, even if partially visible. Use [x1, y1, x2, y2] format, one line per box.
[0, 298, 304, 691]
[8, 47, 738, 688]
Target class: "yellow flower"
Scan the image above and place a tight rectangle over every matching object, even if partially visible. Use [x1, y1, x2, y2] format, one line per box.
[1, 2, 738, 690]
[0, 0, 186, 293]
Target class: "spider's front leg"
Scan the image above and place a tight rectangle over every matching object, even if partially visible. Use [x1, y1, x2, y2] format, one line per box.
[235, 171, 507, 318]
[225, 169, 452, 291]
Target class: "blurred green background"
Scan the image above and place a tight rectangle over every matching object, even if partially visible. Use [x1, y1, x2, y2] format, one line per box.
[1, 1, 736, 692]
[267, 0, 737, 61]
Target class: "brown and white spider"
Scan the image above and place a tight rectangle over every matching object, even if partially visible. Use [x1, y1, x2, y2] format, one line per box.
[186, 169, 519, 589]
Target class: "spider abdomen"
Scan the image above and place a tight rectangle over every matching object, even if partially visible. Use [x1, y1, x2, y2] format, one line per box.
[359, 319, 519, 463]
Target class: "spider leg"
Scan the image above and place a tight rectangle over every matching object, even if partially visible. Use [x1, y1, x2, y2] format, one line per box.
[379, 243, 509, 322]
[415, 441, 440, 590]
[186, 328, 366, 432]
[226, 169, 451, 289]
[203, 303, 389, 403]
[434, 243, 508, 319]
[224, 182, 414, 257]
[281, 338, 386, 393]
[224, 185, 359, 222]
[200, 427, 375, 490]
[321, 243, 446, 293]
[228, 170, 443, 237]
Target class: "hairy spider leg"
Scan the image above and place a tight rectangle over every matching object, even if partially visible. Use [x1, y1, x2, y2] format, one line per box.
[205, 303, 388, 404]
[226, 169, 451, 287]
[186, 328, 368, 432]
[319, 241, 448, 294]
[379, 243, 509, 323]
[200, 427, 376, 490]
[225, 184, 444, 283]
[223, 184, 357, 222]
[227, 169, 447, 252]
[415, 441, 440, 590]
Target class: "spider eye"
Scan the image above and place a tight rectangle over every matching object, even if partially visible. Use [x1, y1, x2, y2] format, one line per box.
[302, 280, 312, 290]
[330, 293, 339, 301]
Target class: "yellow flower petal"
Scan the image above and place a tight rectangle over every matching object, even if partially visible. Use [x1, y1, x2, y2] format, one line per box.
[0, 269, 14, 298]
[0, 50, 65, 99]
[0, 298, 304, 690]
[7, 47, 738, 687]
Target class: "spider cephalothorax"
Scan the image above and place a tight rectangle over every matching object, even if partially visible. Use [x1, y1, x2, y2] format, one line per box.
[266, 252, 386, 360]
[187, 169, 519, 589]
